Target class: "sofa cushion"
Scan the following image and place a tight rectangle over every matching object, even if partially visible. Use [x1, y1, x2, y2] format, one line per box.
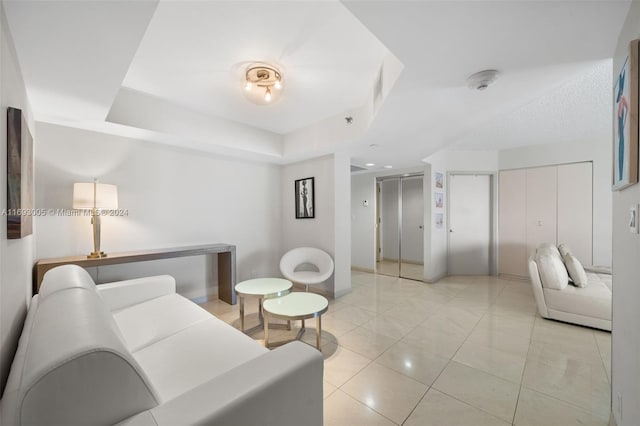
[132, 317, 268, 402]
[588, 272, 612, 292]
[539, 243, 561, 257]
[535, 248, 569, 290]
[112, 293, 212, 352]
[543, 279, 611, 321]
[563, 254, 588, 287]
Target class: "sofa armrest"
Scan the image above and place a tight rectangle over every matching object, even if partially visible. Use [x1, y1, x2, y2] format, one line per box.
[117, 341, 323, 426]
[97, 275, 176, 311]
[528, 257, 549, 318]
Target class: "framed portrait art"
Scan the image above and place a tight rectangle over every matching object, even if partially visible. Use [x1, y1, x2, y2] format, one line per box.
[295, 177, 315, 219]
[613, 39, 639, 191]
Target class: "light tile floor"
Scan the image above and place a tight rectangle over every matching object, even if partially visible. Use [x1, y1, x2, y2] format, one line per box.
[202, 271, 611, 426]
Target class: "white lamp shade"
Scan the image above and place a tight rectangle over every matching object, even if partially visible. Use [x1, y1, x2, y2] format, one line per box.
[73, 183, 118, 210]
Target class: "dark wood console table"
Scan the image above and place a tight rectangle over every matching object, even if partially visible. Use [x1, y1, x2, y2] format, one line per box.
[33, 243, 237, 304]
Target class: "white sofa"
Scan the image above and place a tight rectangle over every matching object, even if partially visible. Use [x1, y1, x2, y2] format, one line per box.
[528, 244, 611, 331]
[1, 265, 323, 426]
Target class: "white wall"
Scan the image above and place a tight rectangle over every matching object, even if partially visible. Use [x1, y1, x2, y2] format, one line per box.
[333, 150, 351, 297]
[350, 173, 376, 271]
[0, 5, 35, 394]
[281, 155, 337, 295]
[34, 122, 282, 300]
[499, 139, 612, 266]
[611, 3, 640, 424]
[422, 150, 498, 282]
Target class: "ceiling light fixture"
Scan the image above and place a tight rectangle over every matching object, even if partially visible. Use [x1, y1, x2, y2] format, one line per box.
[243, 63, 283, 104]
[466, 69, 500, 91]
[365, 163, 375, 167]
[384, 165, 393, 169]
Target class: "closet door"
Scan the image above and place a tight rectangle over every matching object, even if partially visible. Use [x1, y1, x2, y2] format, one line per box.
[557, 162, 593, 265]
[526, 166, 557, 258]
[498, 169, 527, 277]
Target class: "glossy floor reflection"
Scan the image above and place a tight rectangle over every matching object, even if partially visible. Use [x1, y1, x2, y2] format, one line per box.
[202, 272, 611, 426]
[376, 259, 424, 281]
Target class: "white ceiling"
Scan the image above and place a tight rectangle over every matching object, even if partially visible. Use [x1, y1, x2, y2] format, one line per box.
[343, 0, 630, 169]
[120, 1, 389, 134]
[3, 0, 632, 169]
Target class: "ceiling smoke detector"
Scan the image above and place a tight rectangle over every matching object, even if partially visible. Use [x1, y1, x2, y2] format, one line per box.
[466, 69, 500, 91]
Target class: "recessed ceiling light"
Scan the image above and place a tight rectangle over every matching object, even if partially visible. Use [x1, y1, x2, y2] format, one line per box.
[403, 173, 410, 177]
[365, 163, 375, 167]
[384, 165, 393, 169]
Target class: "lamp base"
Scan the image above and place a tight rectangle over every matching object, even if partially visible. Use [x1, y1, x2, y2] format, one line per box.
[87, 251, 107, 259]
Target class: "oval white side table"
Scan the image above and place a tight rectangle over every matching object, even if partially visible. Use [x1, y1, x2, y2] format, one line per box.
[262, 292, 329, 350]
[234, 278, 292, 334]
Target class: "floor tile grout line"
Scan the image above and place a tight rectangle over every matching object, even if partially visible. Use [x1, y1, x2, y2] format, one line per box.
[330, 389, 402, 426]
[511, 302, 539, 425]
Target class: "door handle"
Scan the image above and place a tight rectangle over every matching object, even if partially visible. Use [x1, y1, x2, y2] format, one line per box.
[449, 229, 453, 233]
[418, 225, 423, 229]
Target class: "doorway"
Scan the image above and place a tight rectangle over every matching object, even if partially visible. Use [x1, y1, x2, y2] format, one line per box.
[447, 173, 495, 275]
[375, 175, 425, 281]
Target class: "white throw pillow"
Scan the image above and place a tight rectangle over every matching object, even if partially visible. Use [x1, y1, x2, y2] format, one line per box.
[535, 248, 569, 290]
[563, 254, 588, 288]
[539, 242, 561, 257]
[558, 244, 572, 257]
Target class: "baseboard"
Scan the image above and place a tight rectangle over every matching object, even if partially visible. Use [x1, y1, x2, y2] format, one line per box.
[351, 266, 375, 273]
[424, 273, 446, 284]
[190, 295, 208, 304]
[333, 287, 352, 299]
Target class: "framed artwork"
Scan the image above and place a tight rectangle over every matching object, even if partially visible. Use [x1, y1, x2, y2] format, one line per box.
[295, 177, 315, 219]
[7, 107, 33, 239]
[435, 213, 443, 229]
[613, 39, 639, 191]
[435, 172, 444, 189]
[435, 192, 444, 209]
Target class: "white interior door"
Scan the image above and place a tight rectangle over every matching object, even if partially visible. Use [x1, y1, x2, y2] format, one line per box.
[525, 166, 557, 258]
[448, 174, 491, 275]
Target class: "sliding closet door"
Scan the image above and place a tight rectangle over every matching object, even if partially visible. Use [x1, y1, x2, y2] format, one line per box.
[498, 169, 527, 277]
[525, 166, 557, 258]
[557, 162, 593, 264]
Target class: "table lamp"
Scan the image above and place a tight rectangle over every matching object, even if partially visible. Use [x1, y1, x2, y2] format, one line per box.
[73, 180, 118, 259]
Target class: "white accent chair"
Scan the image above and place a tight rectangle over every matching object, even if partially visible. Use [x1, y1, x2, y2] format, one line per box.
[528, 244, 612, 331]
[280, 247, 334, 292]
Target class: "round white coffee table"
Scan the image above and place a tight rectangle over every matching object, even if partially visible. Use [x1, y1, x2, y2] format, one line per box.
[262, 292, 329, 350]
[235, 278, 292, 334]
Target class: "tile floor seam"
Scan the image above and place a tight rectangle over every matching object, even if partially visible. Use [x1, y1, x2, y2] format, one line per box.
[510, 303, 538, 425]
[428, 385, 517, 425]
[333, 389, 402, 426]
[592, 330, 612, 386]
[519, 383, 599, 415]
[399, 385, 431, 426]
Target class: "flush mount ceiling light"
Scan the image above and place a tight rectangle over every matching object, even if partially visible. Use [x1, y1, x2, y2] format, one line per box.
[466, 69, 500, 91]
[243, 63, 283, 105]
[365, 163, 375, 167]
